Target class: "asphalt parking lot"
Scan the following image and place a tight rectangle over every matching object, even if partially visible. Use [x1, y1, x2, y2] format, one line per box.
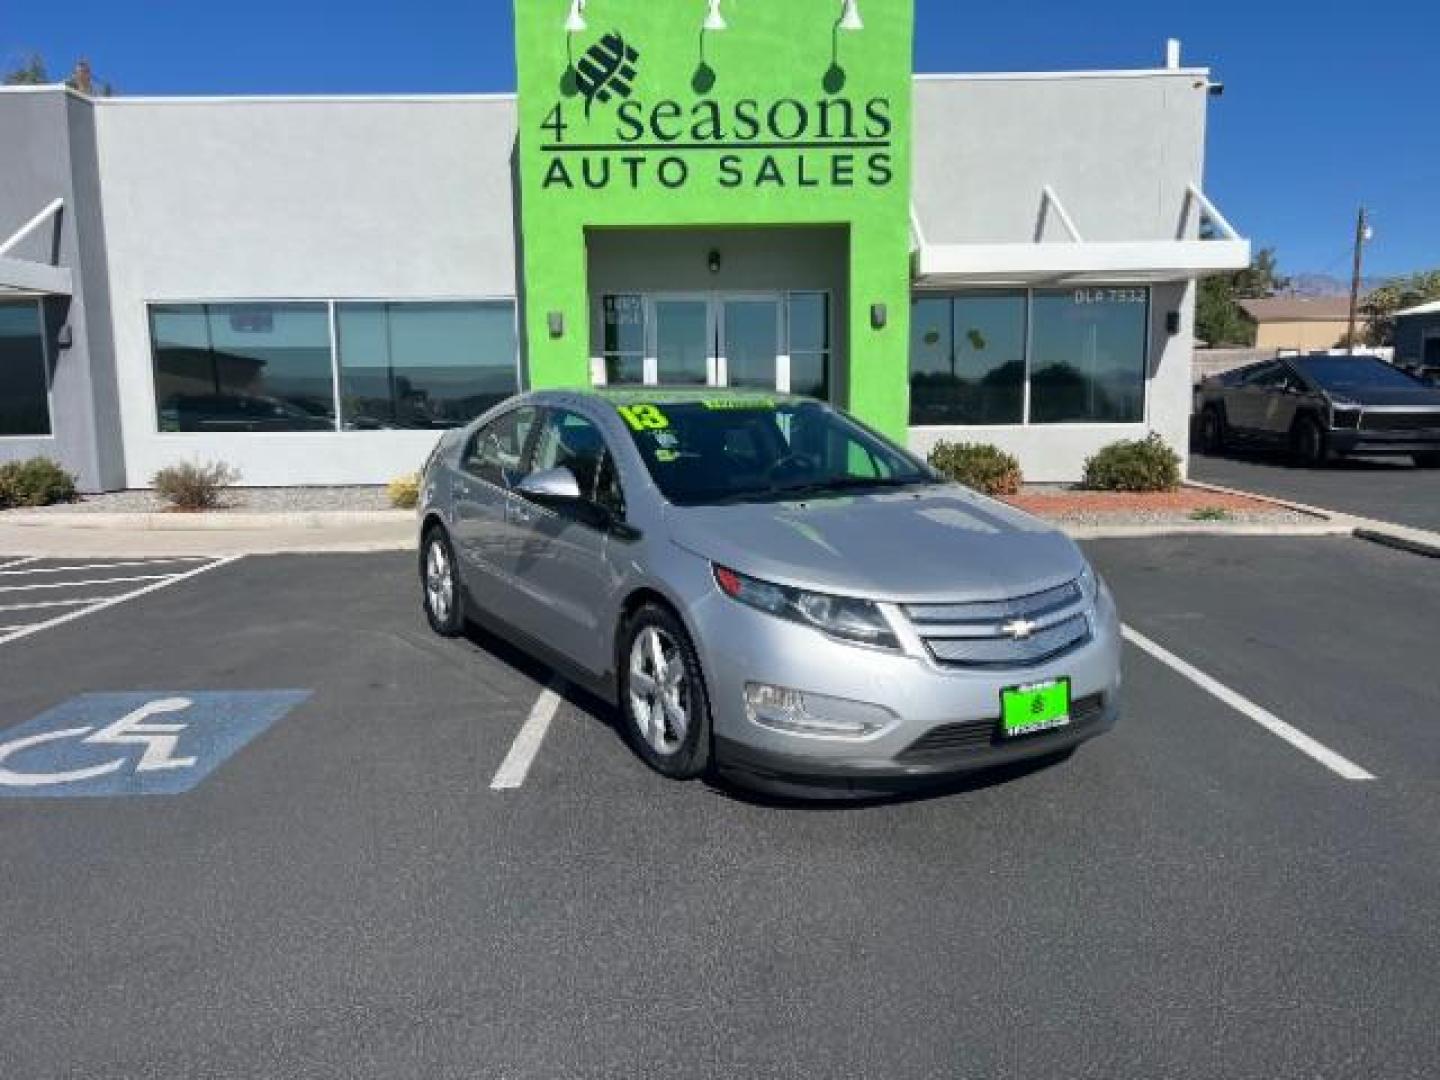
[1192, 447, 1440, 532]
[1, 539, 1438, 1078]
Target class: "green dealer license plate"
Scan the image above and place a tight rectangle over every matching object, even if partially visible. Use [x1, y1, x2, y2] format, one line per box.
[1000, 679, 1072, 739]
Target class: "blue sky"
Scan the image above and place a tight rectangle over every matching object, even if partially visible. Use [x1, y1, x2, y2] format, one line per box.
[5, 1, 1435, 278]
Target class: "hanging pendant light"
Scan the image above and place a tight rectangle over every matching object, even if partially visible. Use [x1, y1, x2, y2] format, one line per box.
[839, 0, 864, 31]
[564, 0, 587, 33]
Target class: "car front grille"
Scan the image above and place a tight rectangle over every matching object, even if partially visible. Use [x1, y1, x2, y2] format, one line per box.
[1360, 411, 1440, 433]
[905, 578, 1091, 670]
[898, 692, 1108, 760]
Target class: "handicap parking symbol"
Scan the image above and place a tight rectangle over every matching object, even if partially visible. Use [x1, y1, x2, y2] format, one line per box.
[0, 692, 310, 798]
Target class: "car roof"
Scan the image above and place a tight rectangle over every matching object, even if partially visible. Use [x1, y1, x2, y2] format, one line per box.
[531, 387, 814, 407]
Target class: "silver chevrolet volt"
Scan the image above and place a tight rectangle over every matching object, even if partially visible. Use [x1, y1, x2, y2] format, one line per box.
[418, 389, 1121, 795]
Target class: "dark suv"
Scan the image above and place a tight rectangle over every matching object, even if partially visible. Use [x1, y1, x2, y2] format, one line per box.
[1197, 354, 1440, 467]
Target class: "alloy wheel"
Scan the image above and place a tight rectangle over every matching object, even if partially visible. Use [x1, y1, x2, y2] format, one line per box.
[627, 625, 689, 755]
[425, 539, 453, 624]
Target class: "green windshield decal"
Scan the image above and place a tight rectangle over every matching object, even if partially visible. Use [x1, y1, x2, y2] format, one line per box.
[701, 397, 777, 411]
[616, 404, 671, 432]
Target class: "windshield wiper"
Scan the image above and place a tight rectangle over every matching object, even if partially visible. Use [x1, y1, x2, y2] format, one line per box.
[769, 475, 930, 499]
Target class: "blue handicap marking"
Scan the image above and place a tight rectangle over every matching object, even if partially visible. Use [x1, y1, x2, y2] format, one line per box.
[0, 691, 310, 798]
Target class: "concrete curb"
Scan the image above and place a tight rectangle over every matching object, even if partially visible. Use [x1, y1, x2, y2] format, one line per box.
[1182, 479, 1335, 520]
[0, 509, 416, 532]
[1062, 522, 1354, 541]
[1185, 478, 1440, 559]
[1352, 527, 1440, 560]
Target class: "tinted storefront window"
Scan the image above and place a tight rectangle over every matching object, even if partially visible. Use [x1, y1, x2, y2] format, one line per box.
[788, 292, 830, 400]
[910, 288, 1149, 426]
[909, 292, 1025, 425]
[1030, 288, 1149, 424]
[0, 301, 51, 436]
[336, 302, 518, 430]
[151, 303, 336, 432]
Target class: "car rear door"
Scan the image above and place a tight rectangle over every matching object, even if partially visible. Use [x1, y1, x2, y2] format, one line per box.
[503, 407, 627, 676]
[450, 406, 539, 611]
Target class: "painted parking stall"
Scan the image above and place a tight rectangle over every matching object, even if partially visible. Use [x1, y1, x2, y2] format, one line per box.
[0, 555, 237, 644]
[0, 691, 310, 797]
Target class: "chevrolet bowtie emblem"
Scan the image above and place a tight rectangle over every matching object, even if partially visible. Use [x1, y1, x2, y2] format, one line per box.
[1001, 618, 1036, 641]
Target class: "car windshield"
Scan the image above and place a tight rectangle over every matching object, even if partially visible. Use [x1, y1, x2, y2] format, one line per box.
[1292, 356, 1427, 393]
[613, 397, 934, 507]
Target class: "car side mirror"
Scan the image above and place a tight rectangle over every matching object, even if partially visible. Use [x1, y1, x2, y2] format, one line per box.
[517, 466, 582, 502]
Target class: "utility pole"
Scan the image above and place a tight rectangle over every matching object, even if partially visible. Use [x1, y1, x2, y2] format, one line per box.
[1346, 206, 1369, 356]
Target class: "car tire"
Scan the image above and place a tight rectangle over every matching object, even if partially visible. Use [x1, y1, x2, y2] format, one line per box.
[420, 525, 465, 638]
[619, 603, 713, 780]
[1290, 416, 1329, 468]
[1199, 406, 1227, 454]
[1413, 451, 1440, 469]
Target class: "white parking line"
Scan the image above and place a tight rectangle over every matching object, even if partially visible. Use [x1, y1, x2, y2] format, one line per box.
[0, 557, 40, 571]
[0, 557, 242, 647]
[490, 681, 564, 791]
[0, 557, 210, 577]
[0, 574, 172, 594]
[1122, 624, 1377, 782]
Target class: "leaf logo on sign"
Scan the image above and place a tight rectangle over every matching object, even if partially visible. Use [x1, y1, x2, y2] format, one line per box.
[575, 32, 640, 117]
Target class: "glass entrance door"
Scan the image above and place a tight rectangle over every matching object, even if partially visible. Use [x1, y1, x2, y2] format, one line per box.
[719, 297, 782, 391]
[651, 298, 712, 386]
[598, 292, 829, 397]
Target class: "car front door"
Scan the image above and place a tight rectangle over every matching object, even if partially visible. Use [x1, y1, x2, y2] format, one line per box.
[1257, 364, 1314, 436]
[1222, 362, 1279, 433]
[450, 405, 538, 609]
[504, 407, 628, 676]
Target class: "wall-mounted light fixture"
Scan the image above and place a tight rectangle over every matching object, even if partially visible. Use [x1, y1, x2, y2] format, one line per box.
[839, 0, 864, 32]
[564, 0, 587, 33]
[704, 0, 727, 32]
[708, 249, 723, 274]
[1166, 311, 1182, 336]
[871, 303, 887, 330]
[548, 311, 566, 338]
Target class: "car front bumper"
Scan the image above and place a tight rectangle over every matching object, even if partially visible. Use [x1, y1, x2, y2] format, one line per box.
[1329, 429, 1440, 457]
[686, 580, 1123, 795]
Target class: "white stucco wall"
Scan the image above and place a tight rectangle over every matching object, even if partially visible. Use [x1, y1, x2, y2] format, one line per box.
[94, 95, 519, 487]
[907, 71, 1211, 481]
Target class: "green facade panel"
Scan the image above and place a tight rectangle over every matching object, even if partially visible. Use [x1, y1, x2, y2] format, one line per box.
[514, 0, 916, 438]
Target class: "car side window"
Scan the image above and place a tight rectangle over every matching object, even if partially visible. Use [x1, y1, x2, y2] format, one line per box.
[463, 407, 537, 488]
[530, 409, 627, 520]
[1248, 365, 1294, 390]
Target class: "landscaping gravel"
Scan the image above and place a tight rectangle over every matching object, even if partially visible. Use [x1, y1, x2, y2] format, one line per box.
[15, 487, 393, 515]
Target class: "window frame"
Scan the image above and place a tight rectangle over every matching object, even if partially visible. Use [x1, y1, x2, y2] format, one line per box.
[908, 285, 1153, 430]
[461, 404, 540, 490]
[144, 297, 522, 436]
[0, 297, 56, 441]
[529, 406, 628, 525]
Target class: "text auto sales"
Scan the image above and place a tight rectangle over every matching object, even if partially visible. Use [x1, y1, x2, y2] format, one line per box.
[539, 96, 895, 191]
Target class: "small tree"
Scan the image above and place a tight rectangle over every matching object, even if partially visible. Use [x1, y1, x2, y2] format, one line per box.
[1361, 270, 1440, 346]
[2, 54, 48, 85]
[1195, 246, 1289, 347]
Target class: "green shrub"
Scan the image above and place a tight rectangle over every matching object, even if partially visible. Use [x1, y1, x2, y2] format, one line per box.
[1082, 435, 1182, 492]
[388, 473, 421, 510]
[152, 461, 240, 511]
[1190, 506, 1232, 522]
[0, 457, 78, 508]
[927, 441, 1023, 498]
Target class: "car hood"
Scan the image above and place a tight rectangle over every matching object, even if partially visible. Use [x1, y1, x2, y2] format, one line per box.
[665, 484, 1086, 603]
[1330, 386, 1440, 408]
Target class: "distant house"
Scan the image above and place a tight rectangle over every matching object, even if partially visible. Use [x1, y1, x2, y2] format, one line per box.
[1393, 300, 1440, 370]
[1238, 296, 1356, 351]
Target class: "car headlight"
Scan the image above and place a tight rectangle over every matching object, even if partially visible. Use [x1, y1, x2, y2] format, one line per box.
[713, 565, 900, 650]
[1078, 563, 1099, 603]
